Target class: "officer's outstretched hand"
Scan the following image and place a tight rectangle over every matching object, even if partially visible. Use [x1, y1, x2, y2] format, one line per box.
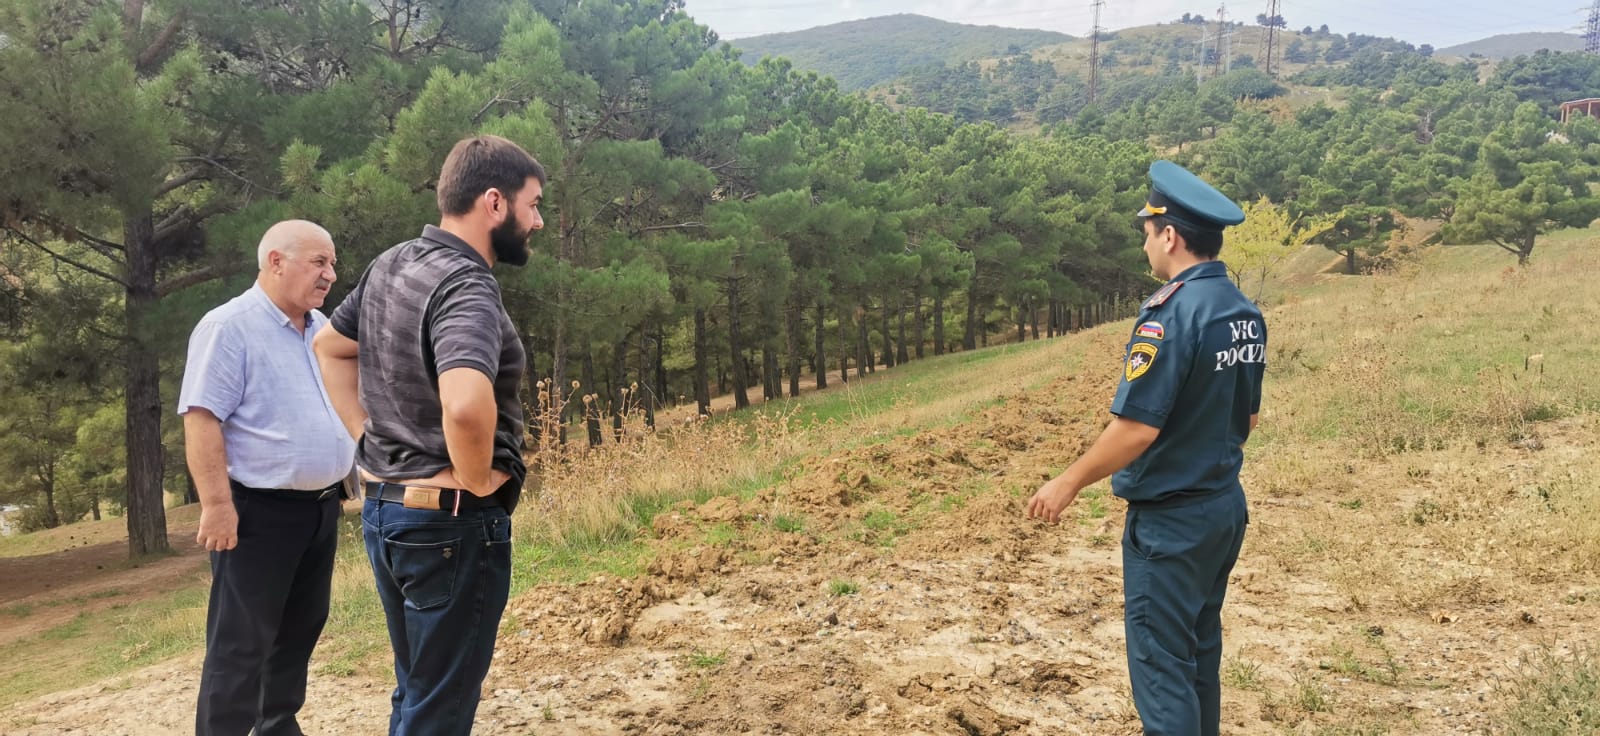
[1027, 475, 1080, 524]
[197, 504, 240, 552]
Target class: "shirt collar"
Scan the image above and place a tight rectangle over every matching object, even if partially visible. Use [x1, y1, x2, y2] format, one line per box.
[249, 282, 305, 329]
[421, 225, 490, 271]
[1170, 260, 1228, 283]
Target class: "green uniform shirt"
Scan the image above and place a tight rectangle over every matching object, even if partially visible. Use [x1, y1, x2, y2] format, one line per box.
[1111, 260, 1266, 504]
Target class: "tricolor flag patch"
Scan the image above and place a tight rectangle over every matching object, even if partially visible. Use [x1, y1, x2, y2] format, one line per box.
[1136, 321, 1164, 340]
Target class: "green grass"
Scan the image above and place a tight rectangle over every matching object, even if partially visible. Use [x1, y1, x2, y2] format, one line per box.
[1290, 672, 1333, 713]
[40, 612, 91, 641]
[0, 576, 211, 707]
[827, 579, 860, 597]
[1496, 645, 1600, 734]
[686, 649, 726, 669]
[104, 586, 209, 670]
[517, 533, 652, 588]
[1222, 655, 1265, 691]
[712, 337, 1061, 431]
[703, 522, 738, 547]
[1323, 642, 1400, 687]
[849, 508, 912, 548]
[1080, 488, 1109, 520]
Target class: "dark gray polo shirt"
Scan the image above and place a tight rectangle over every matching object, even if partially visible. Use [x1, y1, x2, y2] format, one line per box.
[330, 225, 526, 512]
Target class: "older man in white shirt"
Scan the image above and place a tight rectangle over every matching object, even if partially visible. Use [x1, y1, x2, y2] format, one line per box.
[178, 220, 355, 736]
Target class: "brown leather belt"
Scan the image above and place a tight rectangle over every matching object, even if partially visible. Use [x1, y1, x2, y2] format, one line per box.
[363, 481, 501, 515]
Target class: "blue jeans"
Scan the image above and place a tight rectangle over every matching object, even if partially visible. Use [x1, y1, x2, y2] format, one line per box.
[1122, 487, 1249, 736]
[362, 499, 512, 736]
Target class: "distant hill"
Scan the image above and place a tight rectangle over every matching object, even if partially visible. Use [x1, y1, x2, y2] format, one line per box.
[729, 14, 1072, 91]
[1439, 32, 1585, 59]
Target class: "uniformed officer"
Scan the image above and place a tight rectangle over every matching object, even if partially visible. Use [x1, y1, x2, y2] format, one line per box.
[1027, 160, 1264, 736]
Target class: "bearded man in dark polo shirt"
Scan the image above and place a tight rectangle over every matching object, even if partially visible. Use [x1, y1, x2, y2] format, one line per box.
[313, 135, 544, 736]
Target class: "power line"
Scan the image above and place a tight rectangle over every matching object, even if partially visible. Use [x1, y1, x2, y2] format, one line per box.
[1261, 0, 1283, 76]
[1088, 0, 1106, 103]
[1214, 4, 1233, 79]
[1587, 0, 1600, 54]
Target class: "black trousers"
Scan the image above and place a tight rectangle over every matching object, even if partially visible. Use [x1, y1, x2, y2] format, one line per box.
[196, 486, 340, 736]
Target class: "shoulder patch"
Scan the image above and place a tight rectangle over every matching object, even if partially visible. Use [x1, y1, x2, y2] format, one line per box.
[1126, 342, 1158, 381]
[1135, 321, 1164, 340]
[1142, 281, 1184, 310]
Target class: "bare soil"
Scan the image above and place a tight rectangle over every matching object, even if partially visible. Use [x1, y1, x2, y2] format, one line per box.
[4, 328, 1596, 735]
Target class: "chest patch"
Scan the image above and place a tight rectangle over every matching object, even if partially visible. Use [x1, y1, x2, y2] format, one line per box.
[1135, 321, 1164, 340]
[1126, 342, 1158, 381]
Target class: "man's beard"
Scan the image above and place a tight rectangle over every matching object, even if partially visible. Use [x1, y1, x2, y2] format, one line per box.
[490, 216, 531, 267]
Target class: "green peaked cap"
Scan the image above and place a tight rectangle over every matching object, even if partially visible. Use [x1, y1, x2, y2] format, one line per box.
[1136, 160, 1246, 233]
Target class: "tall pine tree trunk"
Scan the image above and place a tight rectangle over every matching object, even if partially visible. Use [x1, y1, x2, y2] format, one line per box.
[964, 288, 979, 351]
[642, 328, 658, 428]
[896, 297, 909, 365]
[551, 314, 570, 442]
[124, 212, 168, 556]
[880, 298, 895, 369]
[653, 325, 667, 417]
[728, 279, 751, 410]
[934, 291, 946, 355]
[856, 306, 870, 378]
[762, 348, 779, 401]
[611, 337, 629, 442]
[814, 299, 828, 390]
[839, 309, 850, 384]
[693, 308, 711, 416]
[786, 298, 803, 397]
[1030, 297, 1040, 340]
[913, 295, 925, 359]
[39, 467, 61, 529]
[582, 350, 602, 447]
[523, 334, 550, 449]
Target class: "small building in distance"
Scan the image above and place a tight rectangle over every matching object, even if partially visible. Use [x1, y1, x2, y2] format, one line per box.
[1559, 98, 1600, 124]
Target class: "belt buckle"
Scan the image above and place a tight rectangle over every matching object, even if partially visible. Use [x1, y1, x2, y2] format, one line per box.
[402, 486, 440, 510]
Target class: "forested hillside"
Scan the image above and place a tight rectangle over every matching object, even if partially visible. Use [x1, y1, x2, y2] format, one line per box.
[731, 14, 1071, 91]
[874, 21, 1429, 128]
[1439, 32, 1585, 59]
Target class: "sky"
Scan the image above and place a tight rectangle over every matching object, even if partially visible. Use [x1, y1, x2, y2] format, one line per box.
[685, 0, 1594, 49]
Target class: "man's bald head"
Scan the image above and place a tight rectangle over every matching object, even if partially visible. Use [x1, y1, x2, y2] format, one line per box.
[256, 220, 338, 324]
[258, 220, 334, 271]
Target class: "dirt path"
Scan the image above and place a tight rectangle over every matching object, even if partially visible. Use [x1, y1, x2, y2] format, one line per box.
[0, 508, 209, 647]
